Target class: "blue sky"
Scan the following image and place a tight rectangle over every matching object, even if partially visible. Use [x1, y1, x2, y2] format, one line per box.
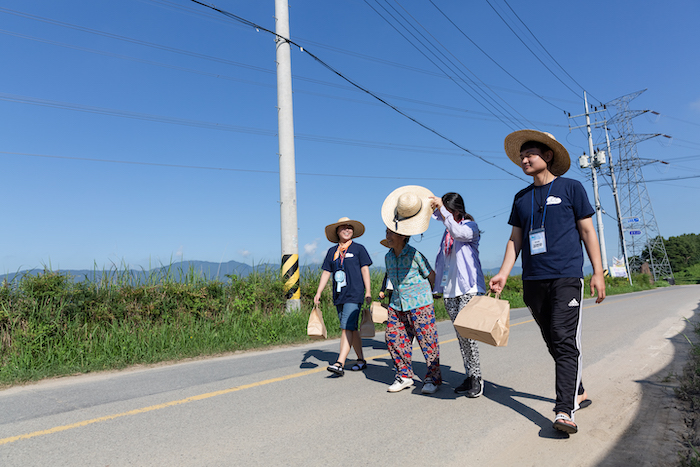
[1, 0, 699, 275]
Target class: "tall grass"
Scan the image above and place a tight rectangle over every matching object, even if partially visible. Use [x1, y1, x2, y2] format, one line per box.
[0, 266, 658, 387]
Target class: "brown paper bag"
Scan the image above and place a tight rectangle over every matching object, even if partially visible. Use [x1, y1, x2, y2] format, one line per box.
[359, 307, 376, 337]
[307, 305, 327, 339]
[453, 292, 510, 347]
[371, 301, 388, 324]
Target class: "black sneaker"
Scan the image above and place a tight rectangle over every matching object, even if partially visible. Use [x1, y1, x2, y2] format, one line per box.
[465, 376, 483, 398]
[454, 377, 472, 395]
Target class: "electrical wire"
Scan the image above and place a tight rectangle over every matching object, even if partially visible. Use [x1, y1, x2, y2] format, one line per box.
[364, 0, 519, 130]
[0, 92, 500, 157]
[0, 150, 517, 182]
[501, 0, 600, 103]
[427, 0, 567, 114]
[390, 0, 537, 128]
[482, 0, 581, 98]
[189, 0, 528, 182]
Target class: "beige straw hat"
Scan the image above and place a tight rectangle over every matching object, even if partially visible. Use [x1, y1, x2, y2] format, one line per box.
[504, 129, 571, 176]
[324, 217, 365, 243]
[381, 185, 434, 236]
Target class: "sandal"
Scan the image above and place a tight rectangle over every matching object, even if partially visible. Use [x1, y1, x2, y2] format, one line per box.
[350, 359, 367, 371]
[327, 361, 344, 376]
[578, 399, 592, 410]
[553, 413, 578, 434]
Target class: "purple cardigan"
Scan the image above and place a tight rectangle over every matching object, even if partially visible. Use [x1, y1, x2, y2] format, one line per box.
[432, 206, 486, 297]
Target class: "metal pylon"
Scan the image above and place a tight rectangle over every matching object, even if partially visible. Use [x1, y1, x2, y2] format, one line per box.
[607, 90, 674, 282]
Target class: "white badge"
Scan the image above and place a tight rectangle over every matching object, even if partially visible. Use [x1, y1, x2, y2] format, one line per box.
[334, 270, 347, 292]
[529, 228, 547, 255]
[440, 263, 450, 287]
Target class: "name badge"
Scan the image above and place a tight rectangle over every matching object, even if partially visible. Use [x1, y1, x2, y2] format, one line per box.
[440, 264, 450, 287]
[334, 270, 347, 292]
[529, 228, 547, 255]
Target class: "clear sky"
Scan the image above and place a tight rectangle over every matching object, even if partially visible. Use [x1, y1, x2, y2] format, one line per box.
[1, 0, 699, 275]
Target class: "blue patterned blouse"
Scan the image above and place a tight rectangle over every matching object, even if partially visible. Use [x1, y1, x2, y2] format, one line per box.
[385, 244, 434, 311]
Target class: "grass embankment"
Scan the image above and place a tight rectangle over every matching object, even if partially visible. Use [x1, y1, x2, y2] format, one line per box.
[0, 268, 659, 387]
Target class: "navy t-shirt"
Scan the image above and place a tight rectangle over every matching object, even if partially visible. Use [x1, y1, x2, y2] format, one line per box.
[321, 241, 372, 305]
[508, 177, 594, 280]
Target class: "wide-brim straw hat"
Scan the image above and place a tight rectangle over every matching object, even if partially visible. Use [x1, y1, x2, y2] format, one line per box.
[381, 185, 434, 236]
[504, 129, 571, 176]
[325, 217, 365, 243]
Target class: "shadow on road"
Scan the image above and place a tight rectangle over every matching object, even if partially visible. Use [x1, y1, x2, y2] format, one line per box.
[596, 300, 700, 466]
[481, 380, 566, 439]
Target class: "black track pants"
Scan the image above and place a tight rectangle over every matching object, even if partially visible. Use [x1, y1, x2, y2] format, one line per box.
[523, 277, 585, 417]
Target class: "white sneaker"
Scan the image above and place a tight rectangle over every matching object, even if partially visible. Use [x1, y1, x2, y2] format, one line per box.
[387, 376, 414, 392]
[421, 382, 439, 394]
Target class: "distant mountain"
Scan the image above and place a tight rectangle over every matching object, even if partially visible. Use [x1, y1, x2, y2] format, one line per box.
[2, 262, 559, 285]
[0, 260, 273, 284]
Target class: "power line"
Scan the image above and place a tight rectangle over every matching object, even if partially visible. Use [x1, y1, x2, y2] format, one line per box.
[188, 0, 528, 182]
[483, 0, 581, 98]
[427, 0, 567, 113]
[501, 0, 599, 103]
[0, 92, 507, 157]
[390, 0, 537, 128]
[364, 0, 520, 130]
[0, 150, 517, 182]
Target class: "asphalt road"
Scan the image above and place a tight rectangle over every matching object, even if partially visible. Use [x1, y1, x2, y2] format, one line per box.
[1, 285, 699, 466]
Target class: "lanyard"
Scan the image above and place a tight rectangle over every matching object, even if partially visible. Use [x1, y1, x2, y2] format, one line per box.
[530, 180, 554, 233]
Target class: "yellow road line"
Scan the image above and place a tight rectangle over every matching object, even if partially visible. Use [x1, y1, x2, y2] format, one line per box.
[0, 316, 539, 446]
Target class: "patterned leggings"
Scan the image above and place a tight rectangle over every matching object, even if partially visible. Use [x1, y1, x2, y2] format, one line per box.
[444, 294, 482, 379]
[385, 304, 442, 384]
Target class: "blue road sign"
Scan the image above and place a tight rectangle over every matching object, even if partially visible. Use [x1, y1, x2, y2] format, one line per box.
[628, 230, 642, 235]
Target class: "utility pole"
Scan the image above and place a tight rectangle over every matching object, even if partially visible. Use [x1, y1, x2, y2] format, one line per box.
[583, 92, 609, 274]
[603, 123, 633, 285]
[569, 92, 609, 275]
[275, 0, 300, 311]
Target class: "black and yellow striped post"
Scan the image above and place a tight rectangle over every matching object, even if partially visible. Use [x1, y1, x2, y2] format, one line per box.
[282, 254, 300, 308]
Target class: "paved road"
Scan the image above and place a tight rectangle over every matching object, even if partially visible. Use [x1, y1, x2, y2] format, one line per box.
[1, 285, 699, 466]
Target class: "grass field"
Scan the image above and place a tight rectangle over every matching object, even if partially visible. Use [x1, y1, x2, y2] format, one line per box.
[0, 266, 661, 387]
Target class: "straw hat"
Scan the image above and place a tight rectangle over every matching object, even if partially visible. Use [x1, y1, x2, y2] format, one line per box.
[504, 129, 570, 176]
[381, 185, 434, 236]
[324, 217, 365, 243]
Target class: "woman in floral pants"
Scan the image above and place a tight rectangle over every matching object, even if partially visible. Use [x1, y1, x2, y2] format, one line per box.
[381, 185, 441, 394]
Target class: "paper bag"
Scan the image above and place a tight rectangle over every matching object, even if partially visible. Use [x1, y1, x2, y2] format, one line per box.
[307, 305, 327, 339]
[453, 292, 510, 347]
[370, 301, 388, 324]
[359, 307, 376, 337]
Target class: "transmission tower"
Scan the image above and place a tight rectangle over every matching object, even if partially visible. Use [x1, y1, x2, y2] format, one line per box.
[607, 90, 674, 282]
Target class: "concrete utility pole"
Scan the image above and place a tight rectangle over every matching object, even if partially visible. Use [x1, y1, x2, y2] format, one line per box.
[275, 0, 300, 311]
[575, 92, 609, 274]
[603, 123, 633, 285]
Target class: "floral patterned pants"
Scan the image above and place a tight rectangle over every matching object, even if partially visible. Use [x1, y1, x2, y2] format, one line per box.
[444, 294, 482, 379]
[386, 304, 441, 384]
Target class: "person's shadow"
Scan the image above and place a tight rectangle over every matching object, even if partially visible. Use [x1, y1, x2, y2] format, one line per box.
[482, 380, 569, 439]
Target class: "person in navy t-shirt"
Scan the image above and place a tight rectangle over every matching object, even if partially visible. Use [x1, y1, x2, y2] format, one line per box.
[314, 217, 372, 377]
[490, 130, 606, 435]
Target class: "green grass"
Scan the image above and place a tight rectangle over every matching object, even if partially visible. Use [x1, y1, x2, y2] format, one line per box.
[0, 266, 660, 387]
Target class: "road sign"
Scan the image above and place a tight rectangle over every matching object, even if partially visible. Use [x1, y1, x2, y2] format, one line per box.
[625, 217, 640, 223]
[628, 230, 642, 235]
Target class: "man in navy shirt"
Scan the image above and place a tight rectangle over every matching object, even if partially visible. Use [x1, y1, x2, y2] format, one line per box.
[490, 130, 606, 435]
